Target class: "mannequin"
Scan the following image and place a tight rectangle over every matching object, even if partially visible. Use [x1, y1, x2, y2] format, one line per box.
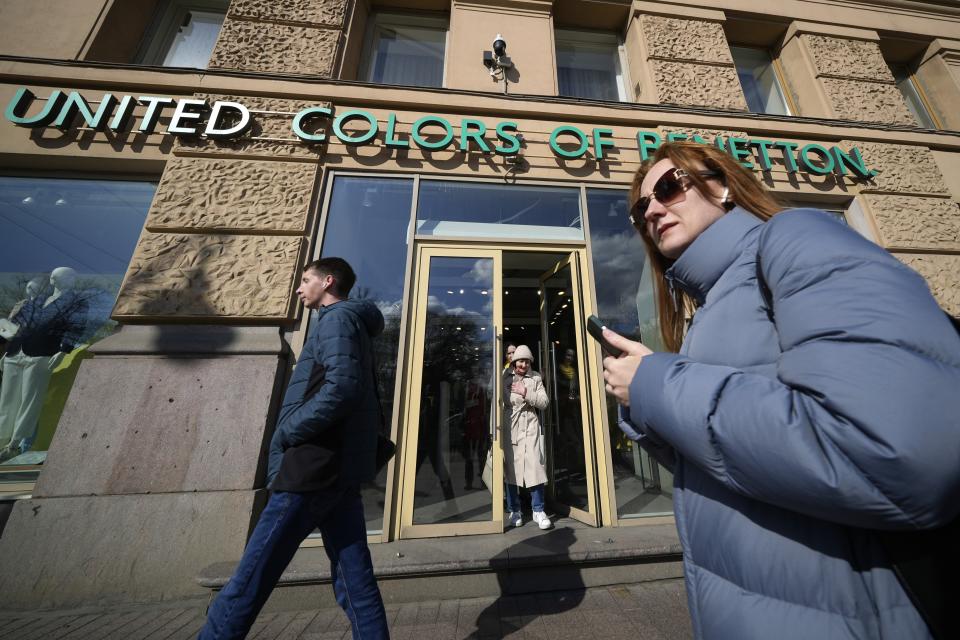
[0, 267, 87, 461]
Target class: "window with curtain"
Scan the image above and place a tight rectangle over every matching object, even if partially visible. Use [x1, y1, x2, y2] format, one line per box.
[730, 45, 791, 115]
[555, 29, 627, 101]
[362, 14, 447, 88]
[139, 0, 229, 69]
[890, 64, 938, 129]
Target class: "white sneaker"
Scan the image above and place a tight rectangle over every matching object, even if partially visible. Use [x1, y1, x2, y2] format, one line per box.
[532, 510, 551, 530]
[507, 511, 523, 528]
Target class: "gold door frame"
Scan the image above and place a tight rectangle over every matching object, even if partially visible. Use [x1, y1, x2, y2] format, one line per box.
[394, 242, 603, 539]
[537, 253, 599, 527]
[396, 245, 504, 538]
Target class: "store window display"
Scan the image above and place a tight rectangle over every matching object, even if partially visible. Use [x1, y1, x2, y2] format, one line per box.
[0, 177, 154, 475]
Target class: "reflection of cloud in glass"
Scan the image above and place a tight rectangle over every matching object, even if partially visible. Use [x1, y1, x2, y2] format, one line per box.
[467, 259, 493, 285]
[590, 232, 649, 323]
[425, 295, 488, 322]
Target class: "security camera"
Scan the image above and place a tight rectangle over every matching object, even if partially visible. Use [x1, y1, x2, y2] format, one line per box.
[493, 34, 507, 57]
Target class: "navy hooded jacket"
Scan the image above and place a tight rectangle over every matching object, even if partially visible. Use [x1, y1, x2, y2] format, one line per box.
[623, 208, 960, 639]
[269, 298, 385, 491]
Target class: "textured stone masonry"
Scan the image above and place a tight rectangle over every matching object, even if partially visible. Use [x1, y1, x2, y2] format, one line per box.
[114, 234, 304, 319]
[147, 157, 316, 233]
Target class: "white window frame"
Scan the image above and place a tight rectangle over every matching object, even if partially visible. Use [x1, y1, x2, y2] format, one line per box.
[554, 28, 629, 102]
[359, 12, 449, 89]
[137, 0, 229, 68]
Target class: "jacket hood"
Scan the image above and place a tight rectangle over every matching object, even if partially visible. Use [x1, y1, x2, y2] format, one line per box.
[328, 298, 385, 337]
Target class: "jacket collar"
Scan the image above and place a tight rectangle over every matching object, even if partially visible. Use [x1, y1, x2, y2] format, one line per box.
[664, 207, 763, 305]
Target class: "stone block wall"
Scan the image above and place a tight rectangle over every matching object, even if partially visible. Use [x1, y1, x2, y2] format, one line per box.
[628, 9, 747, 111]
[798, 33, 916, 126]
[113, 94, 327, 321]
[850, 141, 960, 315]
[208, 0, 351, 76]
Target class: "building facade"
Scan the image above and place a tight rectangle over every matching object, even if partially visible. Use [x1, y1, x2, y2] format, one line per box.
[0, 0, 958, 608]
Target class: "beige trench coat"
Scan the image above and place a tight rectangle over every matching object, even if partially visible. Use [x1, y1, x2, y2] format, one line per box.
[502, 369, 549, 487]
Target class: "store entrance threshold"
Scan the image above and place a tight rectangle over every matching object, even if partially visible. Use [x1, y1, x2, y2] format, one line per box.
[197, 519, 683, 611]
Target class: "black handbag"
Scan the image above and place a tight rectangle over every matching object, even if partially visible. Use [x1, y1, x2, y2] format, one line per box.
[879, 313, 960, 640]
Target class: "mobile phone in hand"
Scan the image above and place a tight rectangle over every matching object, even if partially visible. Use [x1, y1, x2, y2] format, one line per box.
[586, 315, 624, 358]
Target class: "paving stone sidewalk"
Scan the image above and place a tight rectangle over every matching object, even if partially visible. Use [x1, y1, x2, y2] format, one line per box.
[0, 579, 692, 640]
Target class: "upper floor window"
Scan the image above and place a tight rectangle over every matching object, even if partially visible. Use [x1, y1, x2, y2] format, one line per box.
[890, 64, 938, 129]
[555, 29, 627, 101]
[730, 45, 791, 115]
[361, 13, 447, 88]
[139, 0, 228, 69]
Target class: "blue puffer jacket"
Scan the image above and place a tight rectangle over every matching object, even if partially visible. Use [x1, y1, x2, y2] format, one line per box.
[624, 208, 960, 639]
[268, 298, 385, 489]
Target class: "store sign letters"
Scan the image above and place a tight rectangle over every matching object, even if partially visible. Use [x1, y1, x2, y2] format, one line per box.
[5, 87, 877, 178]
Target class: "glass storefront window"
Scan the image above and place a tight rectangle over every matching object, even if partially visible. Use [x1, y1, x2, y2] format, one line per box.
[555, 29, 627, 102]
[0, 177, 155, 480]
[311, 176, 415, 532]
[417, 181, 583, 241]
[585, 189, 674, 519]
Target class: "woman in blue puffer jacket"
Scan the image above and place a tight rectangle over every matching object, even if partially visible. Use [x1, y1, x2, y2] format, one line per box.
[602, 141, 960, 639]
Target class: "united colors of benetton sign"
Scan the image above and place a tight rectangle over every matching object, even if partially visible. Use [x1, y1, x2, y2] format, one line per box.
[5, 87, 877, 178]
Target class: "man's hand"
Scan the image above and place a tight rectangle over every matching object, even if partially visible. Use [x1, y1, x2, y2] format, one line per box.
[510, 382, 527, 397]
[601, 329, 654, 407]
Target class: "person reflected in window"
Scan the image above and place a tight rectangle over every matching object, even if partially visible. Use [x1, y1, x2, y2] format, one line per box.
[0, 267, 88, 461]
[461, 365, 489, 491]
[502, 345, 552, 530]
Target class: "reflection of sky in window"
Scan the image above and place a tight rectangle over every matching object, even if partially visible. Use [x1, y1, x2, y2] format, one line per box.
[0, 178, 154, 276]
[320, 177, 414, 315]
[585, 189, 660, 347]
[417, 181, 581, 230]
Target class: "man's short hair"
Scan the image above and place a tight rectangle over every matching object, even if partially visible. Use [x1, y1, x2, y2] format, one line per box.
[303, 257, 356, 298]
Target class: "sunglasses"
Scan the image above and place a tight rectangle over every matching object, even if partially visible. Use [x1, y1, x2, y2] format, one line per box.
[629, 168, 723, 228]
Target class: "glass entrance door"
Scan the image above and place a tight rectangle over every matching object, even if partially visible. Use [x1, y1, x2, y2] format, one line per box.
[398, 247, 503, 537]
[538, 255, 599, 526]
[398, 245, 600, 538]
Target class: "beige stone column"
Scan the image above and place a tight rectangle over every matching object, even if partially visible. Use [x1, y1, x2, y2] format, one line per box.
[848, 141, 960, 315]
[915, 38, 960, 131]
[113, 93, 327, 320]
[208, 0, 350, 76]
[780, 22, 915, 125]
[624, 2, 746, 111]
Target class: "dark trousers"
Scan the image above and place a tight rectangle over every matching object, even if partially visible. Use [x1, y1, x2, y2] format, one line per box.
[198, 487, 389, 639]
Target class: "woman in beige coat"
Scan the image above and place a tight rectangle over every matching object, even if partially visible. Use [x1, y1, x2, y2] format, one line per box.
[502, 345, 552, 530]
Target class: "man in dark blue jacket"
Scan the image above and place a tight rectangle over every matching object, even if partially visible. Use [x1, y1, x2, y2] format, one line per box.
[199, 257, 389, 640]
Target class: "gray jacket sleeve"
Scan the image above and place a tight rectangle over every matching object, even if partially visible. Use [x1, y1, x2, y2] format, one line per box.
[628, 210, 960, 530]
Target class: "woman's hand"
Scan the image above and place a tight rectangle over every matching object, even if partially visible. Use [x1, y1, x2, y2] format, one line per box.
[601, 329, 654, 407]
[510, 381, 527, 397]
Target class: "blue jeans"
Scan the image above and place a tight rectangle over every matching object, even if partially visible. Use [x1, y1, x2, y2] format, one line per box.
[506, 483, 545, 513]
[198, 487, 389, 640]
